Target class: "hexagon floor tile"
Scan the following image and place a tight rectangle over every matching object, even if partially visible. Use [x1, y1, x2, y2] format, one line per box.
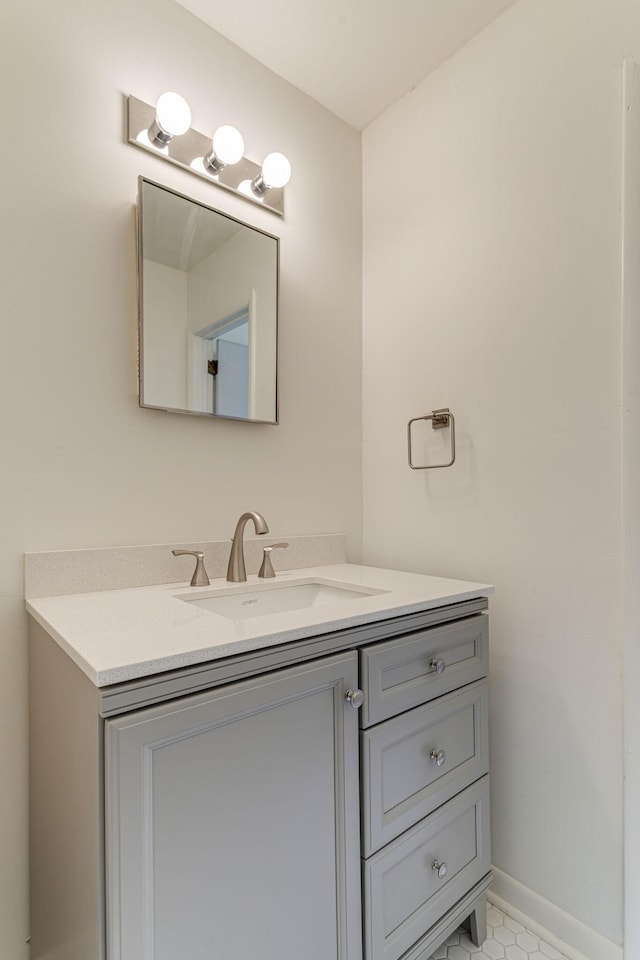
[428, 902, 570, 960]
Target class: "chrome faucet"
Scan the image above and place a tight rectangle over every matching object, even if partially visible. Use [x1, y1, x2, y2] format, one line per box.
[226, 511, 269, 582]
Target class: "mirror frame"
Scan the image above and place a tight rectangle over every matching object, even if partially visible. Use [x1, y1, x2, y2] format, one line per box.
[137, 176, 280, 424]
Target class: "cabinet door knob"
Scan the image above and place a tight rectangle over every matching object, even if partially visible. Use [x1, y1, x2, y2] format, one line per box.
[430, 749, 447, 767]
[432, 860, 448, 880]
[345, 689, 364, 709]
[430, 657, 446, 674]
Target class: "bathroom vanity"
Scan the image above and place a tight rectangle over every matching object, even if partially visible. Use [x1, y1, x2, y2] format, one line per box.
[26, 554, 492, 960]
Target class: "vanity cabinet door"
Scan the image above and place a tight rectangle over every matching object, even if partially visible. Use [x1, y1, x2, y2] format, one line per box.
[105, 651, 362, 960]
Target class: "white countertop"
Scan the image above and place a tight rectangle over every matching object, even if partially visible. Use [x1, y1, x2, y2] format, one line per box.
[26, 563, 493, 687]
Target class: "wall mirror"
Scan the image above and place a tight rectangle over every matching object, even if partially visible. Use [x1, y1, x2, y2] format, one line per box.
[137, 178, 279, 423]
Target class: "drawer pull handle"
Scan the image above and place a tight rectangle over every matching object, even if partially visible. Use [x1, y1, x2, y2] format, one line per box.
[430, 657, 446, 674]
[345, 688, 364, 709]
[430, 749, 447, 767]
[432, 859, 448, 880]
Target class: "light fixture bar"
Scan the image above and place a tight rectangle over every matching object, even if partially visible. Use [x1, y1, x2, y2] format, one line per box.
[126, 96, 285, 217]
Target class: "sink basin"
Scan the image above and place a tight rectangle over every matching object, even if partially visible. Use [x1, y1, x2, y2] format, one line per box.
[179, 579, 384, 621]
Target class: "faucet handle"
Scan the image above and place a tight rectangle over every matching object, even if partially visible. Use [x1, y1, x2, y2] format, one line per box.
[172, 549, 210, 587]
[258, 543, 289, 579]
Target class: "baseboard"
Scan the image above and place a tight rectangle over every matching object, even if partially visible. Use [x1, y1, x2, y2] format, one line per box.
[489, 867, 623, 960]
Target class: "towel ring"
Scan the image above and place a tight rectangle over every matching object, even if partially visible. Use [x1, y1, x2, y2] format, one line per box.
[407, 408, 455, 470]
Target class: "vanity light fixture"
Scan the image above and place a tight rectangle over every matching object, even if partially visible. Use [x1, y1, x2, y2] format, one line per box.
[127, 94, 290, 216]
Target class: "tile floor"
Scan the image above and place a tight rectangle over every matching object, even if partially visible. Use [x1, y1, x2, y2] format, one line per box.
[429, 902, 570, 960]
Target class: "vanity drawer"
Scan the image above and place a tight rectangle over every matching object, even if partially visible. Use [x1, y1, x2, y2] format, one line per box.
[360, 680, 488, 856]
[362, 776, 490, 960]
[359, 614, 488, 728]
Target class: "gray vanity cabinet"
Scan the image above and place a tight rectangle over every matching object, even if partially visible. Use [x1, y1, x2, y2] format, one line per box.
[104, 651, 362, 960]
[28, 597, 490, 960]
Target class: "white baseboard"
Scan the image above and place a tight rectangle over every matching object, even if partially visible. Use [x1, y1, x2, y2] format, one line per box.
[489, 867, 623, 960]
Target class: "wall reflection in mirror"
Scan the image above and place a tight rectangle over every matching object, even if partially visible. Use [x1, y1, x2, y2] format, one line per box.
[138, 178, 279, 423]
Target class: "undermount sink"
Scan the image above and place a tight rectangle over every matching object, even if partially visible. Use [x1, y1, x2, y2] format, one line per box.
[179, 579, 385, 621]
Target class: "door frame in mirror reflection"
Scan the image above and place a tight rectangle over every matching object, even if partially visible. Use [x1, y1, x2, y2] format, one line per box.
[137, 177, 279, 424]
[189, 299, 253, 418]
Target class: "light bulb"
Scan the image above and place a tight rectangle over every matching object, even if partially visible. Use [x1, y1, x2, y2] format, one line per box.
[212, 125, 244, 165]
[149, 92, 192, 144]
[205, 125, 245, 173]
[251, 151, 292, 195]
[261, 152, 291, 188]
[156, 92, 191, 136]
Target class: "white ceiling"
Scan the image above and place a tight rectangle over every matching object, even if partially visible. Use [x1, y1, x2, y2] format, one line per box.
[175, 0, 519, 129]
